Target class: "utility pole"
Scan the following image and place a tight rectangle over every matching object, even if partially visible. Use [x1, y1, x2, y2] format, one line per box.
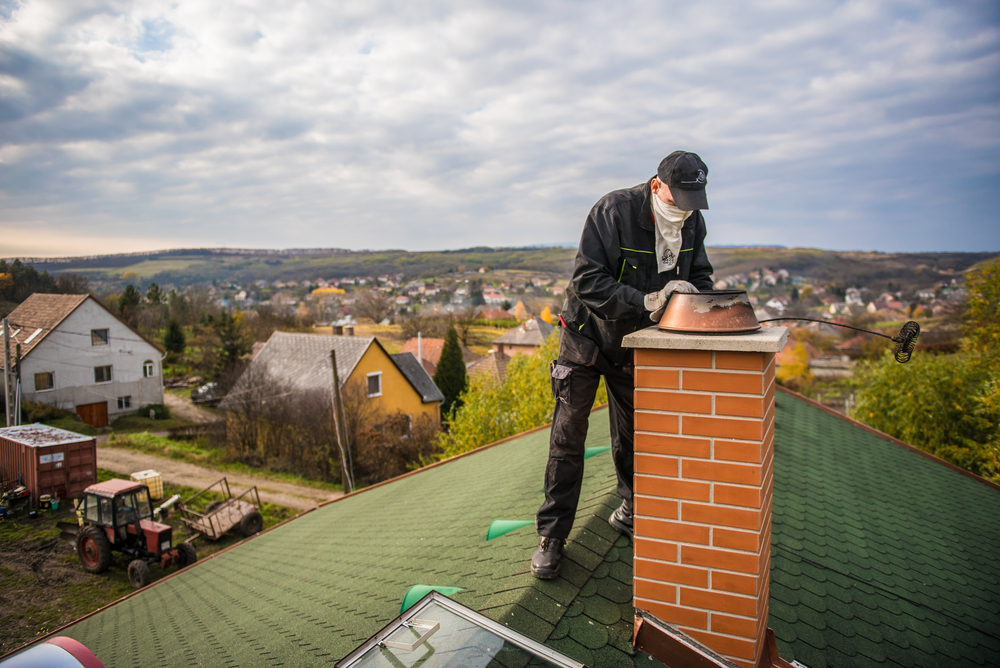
[14, 343, 21, 427]
[3, 318, 12, 427]
[330, 350, 354, 494]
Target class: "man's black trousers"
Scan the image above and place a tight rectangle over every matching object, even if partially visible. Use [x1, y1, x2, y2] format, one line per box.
[536, 330, 635, 539]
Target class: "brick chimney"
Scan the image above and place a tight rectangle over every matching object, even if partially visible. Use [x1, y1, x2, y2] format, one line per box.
[622, 327, 787, 668]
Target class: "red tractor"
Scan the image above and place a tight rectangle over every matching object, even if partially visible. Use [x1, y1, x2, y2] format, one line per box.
[72, 478, 197, 588]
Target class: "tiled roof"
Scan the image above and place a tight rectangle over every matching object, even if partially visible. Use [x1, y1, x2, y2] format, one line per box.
[493, 317, 555, 347]
[400, 337, 445, 365]
[478, 308, 514, 320]
[389, 352, 444, 404]
[6, 293, 90, 358]
[400, 337, 480, 368]
[769, 392, 1000, 667]
[5, 293, 162, 362]
[46, 392, 1000, 667]
[467, 350, 510, 383]
[219, 331, 372, 410]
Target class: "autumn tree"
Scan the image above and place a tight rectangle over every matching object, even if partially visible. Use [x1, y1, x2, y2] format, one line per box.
[963, 257, 1000, 364]
[776, 342, 813, 392]
[353, 289, 394, 324]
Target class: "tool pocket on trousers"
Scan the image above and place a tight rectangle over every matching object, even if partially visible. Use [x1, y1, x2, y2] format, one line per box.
[558, 328, 599, 366]
[550, 362, 572, 405]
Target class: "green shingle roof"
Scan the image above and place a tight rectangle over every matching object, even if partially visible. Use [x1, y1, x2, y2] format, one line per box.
[58, 411, 660, 667]
[771, 392, 1000, 667]
[51, 392, 1000, 667]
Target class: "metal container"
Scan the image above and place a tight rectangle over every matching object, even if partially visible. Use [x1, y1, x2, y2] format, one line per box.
[130, 469, 164, 500]
[657, 290, 761, 334]
[0, 424, 97, 504]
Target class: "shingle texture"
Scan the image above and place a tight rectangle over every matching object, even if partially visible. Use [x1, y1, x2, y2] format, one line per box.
[6, 293, 90, 359]
[771, 391, 1000, 667]
[51, 392, 1000, 668]
[59, 411, 659, 667]
[389, 352, 445, 403]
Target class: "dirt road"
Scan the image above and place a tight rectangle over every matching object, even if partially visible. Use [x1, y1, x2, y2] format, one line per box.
[163, 392, 220, 423]
[96, 448, 341, 511]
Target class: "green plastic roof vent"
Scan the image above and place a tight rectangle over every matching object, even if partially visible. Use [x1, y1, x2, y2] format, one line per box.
[584, 446, 611, 459]
[486, 519, 533, 541]
[400, 585, 464, 613]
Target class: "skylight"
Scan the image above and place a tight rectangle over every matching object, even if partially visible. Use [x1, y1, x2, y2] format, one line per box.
[336, 592, 584, 668]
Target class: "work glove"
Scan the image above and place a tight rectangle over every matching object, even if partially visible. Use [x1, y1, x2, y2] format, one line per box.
[644, 280, 699, 322]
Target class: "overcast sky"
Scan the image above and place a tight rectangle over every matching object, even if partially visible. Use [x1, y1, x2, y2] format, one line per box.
[1, 0, 998, 258]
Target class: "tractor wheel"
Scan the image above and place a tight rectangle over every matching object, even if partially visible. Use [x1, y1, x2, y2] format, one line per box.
[206, 500, 225, 514]
[240, 510, 263, 537]
[178, 541, 197, 567]
[128, 560, 151, 589]
[77, 526, 112, 574]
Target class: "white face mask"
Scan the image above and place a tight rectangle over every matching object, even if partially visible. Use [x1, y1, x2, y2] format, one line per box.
[651, 192, 691, 221]
[651, 192, 692, 272]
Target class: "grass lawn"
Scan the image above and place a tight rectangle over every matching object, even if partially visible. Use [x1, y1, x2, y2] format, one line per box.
[109, 414, 192, 433]
[101, 432, 343, 493]
[0, 468, 300, 655]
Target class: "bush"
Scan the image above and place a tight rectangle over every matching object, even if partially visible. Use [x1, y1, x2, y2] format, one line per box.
[139, 404, 171, 420]
[436, 331, 607, 458]
[852, 349, 1000, 482]
[20, 400, 74, 423]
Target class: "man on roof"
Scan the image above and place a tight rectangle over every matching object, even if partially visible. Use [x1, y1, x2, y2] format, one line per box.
[531, 151, 715, 579]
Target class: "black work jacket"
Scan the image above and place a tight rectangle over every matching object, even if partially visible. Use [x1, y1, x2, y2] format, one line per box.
[560, 178, 714, 364]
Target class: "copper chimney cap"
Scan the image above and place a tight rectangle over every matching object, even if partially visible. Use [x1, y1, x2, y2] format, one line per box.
[657, 290, 761, 334]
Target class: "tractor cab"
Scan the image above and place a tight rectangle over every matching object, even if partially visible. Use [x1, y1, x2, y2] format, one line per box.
[73, 478, 196, 588]
[82, 478, 168, 554]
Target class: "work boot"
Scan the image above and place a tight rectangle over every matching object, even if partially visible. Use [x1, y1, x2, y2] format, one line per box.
[609, 501, 633, 539]
[530, 536, 564, 579]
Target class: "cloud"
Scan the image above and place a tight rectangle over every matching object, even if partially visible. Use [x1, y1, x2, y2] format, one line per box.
[0, 0, 998, 256]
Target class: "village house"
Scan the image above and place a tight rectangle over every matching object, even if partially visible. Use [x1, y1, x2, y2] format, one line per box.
[491, 316, 554, 357]
[220, 331, 444, 430]
[5, 293, 163, 428]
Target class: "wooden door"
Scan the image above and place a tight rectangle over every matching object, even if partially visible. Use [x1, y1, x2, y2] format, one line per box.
[76, 402, 109, 428]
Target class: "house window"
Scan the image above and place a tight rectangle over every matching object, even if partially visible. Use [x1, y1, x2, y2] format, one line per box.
[91, 329, 109, 346]
[34, 372, 54, 391]
[143, 360, 155, 377]
[94, 365, 113, 383]
[117, 396, 132, 410]
[367, 372, 382, 398]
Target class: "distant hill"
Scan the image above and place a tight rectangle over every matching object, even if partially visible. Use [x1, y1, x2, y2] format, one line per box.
[8, 246, 997, 294]
[707, 247, 997, 291]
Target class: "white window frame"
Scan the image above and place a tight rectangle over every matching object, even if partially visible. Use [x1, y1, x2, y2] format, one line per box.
[91, 329, 110, 346]
[34, 371, 54, 392]
[142, 360, 155, 378]
[94, 365, 113, 384]
[366, 372, 382, 398]
[117, 396, 132, 410]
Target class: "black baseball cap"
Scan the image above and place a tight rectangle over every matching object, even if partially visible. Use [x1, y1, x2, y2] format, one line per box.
[657, 151, 709, 210]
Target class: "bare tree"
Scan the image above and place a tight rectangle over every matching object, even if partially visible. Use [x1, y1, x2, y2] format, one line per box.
[353, 290, 395, 324]
[453, 305, 478, 347]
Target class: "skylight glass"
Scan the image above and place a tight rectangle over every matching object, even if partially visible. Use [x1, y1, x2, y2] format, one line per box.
[337, 592, 583, 668]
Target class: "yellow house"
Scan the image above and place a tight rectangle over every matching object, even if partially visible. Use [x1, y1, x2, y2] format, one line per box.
[221, 331, 443, 426]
